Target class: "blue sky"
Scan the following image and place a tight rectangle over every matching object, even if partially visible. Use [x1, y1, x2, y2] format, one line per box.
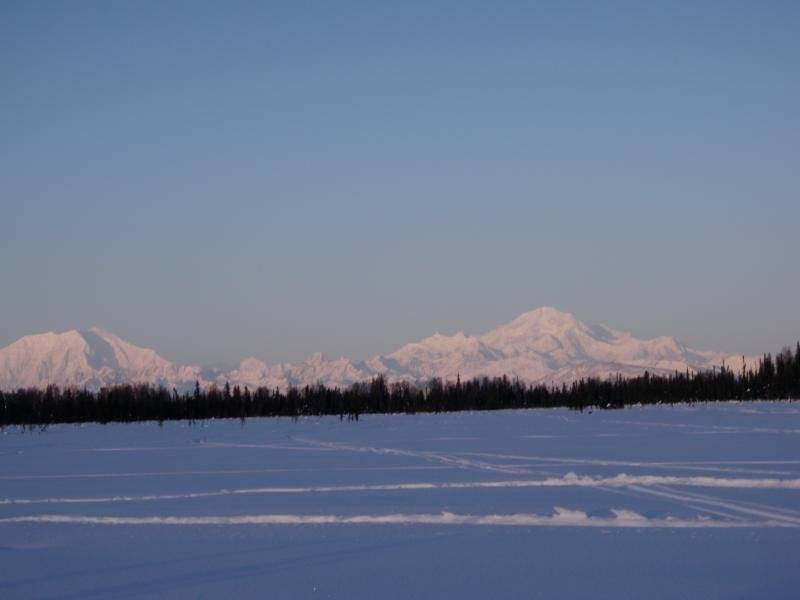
[2, 1, 798, 365]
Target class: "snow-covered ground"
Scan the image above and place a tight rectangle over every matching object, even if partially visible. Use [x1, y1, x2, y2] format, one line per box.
[2, 402, 799, 598]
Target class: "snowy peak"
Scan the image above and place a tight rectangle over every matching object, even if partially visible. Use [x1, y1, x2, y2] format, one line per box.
[305, 352, 330, 366]
[478, 308, 710, 374]
[0, 308, 756, 391]
[393, 331, 491, 358]
[378, 307, 753, 385]
[0, 328, 200, 390]
[481, 307, 597, 361]
[498, 306, 582, 333]
[377, 331, 504, 382]
[219, 352, 373, 391]
[0, 329, 108, 390]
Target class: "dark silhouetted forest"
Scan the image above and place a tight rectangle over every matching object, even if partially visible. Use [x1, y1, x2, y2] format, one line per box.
[2, 343, 798, 427]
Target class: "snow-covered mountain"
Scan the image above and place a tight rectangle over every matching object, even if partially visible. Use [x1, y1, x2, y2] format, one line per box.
[222, 353, 371, 392]
[0, 328, 201, 391]
[366, 307, 752, 385]
[0, 308, 755, 391]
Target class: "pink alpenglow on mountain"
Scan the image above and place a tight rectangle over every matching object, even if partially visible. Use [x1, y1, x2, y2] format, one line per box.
[0, 308, 755, 391]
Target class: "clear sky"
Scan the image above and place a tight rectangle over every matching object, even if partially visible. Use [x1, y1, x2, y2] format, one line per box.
[2, 1, 799, 365]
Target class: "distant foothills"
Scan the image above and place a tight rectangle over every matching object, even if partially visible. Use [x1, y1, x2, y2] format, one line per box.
[0, 307, 767, 392]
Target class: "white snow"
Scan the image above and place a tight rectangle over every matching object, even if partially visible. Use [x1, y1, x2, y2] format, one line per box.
[1, 402, 799, 597]
[0, 307, 759, 391]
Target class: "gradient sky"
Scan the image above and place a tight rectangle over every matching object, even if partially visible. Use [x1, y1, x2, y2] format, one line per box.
[2, 1, 799, 365]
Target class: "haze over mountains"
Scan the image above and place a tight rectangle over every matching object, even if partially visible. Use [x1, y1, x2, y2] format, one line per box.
[0, 307, 754, 392]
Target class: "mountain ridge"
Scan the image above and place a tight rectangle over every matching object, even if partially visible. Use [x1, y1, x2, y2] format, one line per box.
[0, 307, 756, 391]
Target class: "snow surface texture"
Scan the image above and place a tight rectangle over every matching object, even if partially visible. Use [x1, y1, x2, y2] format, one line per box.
[0, 307, 756, 391]
[1, 402, 799, 598]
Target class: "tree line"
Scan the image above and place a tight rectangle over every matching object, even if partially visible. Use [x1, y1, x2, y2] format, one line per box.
[1, 342, 799, 427]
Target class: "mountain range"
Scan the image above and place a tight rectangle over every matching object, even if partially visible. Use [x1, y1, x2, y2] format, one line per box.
[0, 307, 754, 392]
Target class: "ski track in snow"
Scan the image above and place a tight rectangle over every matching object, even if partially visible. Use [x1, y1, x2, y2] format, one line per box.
[74, 443, 341, 453]
[627, 485, 800, 526]
[293, 438, 535, 475]
[1, 508, 795, 529]
[3, 473, 800, 506]
[603, 419, 800, 436]
[62, 442, 800, 476]
[667, 486, 800, 522]
[0, 465, 453, 481]
[453, 451, 800, 476]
